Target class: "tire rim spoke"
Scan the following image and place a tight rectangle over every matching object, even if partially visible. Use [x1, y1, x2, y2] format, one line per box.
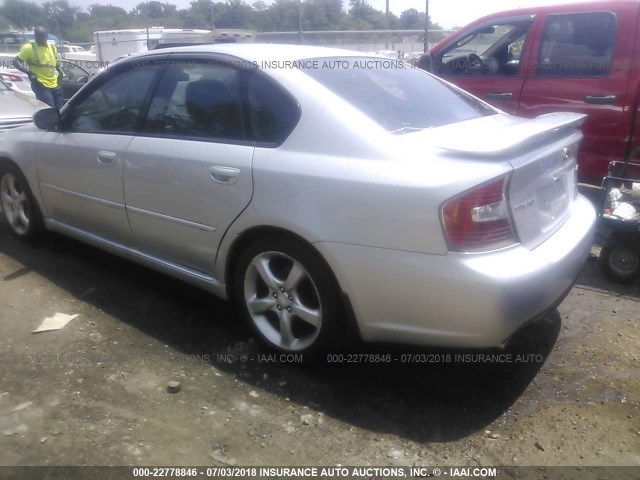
[1, 190, 13, 206]
[247, 294, 276, 315]
[284, 262, 305, 291]
[252, 255, 280, 290]
[18, 209, 29, 229]
[291, 303, 322, 328]
[278, 310, 296, 348]
[8, 177, 20, 199]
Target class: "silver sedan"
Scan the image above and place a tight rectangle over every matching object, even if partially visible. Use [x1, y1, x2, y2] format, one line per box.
[0, 45, 596, 355]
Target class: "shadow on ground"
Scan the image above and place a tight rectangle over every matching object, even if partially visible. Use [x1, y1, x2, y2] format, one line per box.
[0, 226, 561, 444]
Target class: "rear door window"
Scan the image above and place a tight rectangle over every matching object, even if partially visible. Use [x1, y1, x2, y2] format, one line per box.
[537, 12, 617, 77]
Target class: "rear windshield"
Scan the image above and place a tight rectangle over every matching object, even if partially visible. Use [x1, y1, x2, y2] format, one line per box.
[302, 57, 496, 133]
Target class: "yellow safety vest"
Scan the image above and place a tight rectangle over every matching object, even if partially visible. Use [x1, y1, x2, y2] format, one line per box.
[17, 41, 59, 89]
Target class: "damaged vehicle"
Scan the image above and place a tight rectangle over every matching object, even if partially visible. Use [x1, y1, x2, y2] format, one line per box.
[0, 45, 595, 355]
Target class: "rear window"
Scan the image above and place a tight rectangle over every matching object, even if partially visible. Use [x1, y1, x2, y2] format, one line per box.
[302, 57, 496, 133]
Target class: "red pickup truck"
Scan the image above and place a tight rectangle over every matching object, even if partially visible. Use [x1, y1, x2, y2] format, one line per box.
[422, 0, 640, 186]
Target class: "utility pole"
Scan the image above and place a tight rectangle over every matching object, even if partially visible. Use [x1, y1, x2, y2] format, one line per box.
[424, 0, 429, 52]
[211, 1, 215, 30]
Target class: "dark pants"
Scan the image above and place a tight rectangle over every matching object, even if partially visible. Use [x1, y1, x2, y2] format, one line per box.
[30, 78, 64, 110]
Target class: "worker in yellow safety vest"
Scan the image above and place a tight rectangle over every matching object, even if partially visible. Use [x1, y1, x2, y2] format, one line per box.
[12, 26, 64, 109]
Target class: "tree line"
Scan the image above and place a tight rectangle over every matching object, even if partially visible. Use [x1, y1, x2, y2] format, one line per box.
[0, 0, 444, 43]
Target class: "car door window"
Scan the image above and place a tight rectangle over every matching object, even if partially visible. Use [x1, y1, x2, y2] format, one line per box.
[65, 65, 159, 133]
[143, 60, 244, 141]
[247, 72, 300, 146]
[59, 61, 90, 83]
[537, 12, 617, 77]
[440, 21, 533, 76]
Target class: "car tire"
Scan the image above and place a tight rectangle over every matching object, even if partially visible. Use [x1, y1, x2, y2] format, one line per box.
[234, 236, 343, 357]
[0, 164, 43, 241]
[600, 240, 640, 284]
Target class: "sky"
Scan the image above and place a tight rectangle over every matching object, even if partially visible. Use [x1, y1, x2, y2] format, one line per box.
[61, 0, 583, 29]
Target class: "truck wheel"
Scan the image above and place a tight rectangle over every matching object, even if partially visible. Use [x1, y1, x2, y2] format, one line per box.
[0, 164, 43, 241]
[600, 241, 640, 284]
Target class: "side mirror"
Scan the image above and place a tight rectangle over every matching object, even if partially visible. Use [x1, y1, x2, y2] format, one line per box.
[77, 75, 88, 84]
[33, 108, 60, 131]
[417, 53, 433, 72]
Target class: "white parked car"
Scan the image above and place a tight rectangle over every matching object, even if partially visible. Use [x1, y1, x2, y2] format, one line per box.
[0, 53, 33, 96]
[61, 45, 86, 54]
[0, 45, 595, 355]
[0, 77, 46, 131]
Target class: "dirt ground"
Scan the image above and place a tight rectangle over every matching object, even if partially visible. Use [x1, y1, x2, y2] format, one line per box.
[0, 214, 638, 471]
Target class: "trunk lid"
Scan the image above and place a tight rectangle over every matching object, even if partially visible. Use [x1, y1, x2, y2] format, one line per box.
[426, 112, 586, 250]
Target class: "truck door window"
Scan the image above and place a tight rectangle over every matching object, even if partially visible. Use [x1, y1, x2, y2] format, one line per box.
[538, 12, 616, 77]
[438, 21, 533, 76]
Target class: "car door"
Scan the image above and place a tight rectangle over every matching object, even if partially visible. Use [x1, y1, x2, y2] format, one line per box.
[518, 4, 638, 184]
[124, 57, 254, 274]
[36, 62, 162, 245]
[59, 60, 92, 103]
[431, 14, 537, 115]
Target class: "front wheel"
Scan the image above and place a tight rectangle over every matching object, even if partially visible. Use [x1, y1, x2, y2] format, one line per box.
[0, 164, 43, 240]
[234, 237, 343, 355]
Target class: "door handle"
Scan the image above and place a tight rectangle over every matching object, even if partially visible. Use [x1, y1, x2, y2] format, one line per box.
[485, 92, 513, 100]
[585, 95, 616, 105]
[97, 151, 117, 164]
[209, 166, 240, 185]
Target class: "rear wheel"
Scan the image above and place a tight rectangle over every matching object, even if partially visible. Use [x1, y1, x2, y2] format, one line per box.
[234, 237, 342, 356]
[0, 164, 43, 240]
[600, 241, 640, 283]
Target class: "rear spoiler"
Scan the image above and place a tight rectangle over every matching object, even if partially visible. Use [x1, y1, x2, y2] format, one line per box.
[437, 112, 586, 156]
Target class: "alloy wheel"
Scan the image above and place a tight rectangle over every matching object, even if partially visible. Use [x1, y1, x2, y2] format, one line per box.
[243, 251, 323, 351]
[1, 172, 30, 236]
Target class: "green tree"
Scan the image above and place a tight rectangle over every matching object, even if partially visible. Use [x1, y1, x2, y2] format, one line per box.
[348, 0, 389, 29]
[400, 8, 422, 29]
[211, 0, 254, 29]
[89, 4, 130, 29]
[302, 0, 346, 30]
[265, 0, 300, 31]
[132, 2, 177, 19]
[43, 1, 79, 38]
[0, 0, 45, 29]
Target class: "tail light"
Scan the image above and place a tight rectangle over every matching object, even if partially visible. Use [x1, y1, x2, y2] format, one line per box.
[0, 73, 23, 82]
[441, 175, 517, 252]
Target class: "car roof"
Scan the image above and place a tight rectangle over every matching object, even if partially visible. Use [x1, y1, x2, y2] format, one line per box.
[131, 43, 383, 63]
[468, 0, 638, 20]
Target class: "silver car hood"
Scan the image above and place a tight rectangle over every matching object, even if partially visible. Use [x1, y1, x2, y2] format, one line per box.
[0, 89, 46, 120]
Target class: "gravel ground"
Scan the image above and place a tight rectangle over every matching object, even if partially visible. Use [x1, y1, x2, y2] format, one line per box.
[0, 218, 638, 470]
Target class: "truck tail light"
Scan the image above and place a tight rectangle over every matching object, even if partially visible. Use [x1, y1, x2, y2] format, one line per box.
[441, 176, 517, 252]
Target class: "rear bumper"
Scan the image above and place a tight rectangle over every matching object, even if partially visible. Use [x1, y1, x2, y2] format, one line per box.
[315, 194, 596, 349]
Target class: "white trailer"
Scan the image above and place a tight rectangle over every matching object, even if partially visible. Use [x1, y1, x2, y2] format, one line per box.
[93, 28, 212, 63]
